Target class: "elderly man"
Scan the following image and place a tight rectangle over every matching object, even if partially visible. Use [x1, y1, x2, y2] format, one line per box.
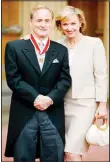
[5, 5, 71, 162]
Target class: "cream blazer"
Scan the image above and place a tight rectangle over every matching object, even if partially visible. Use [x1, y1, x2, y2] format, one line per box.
[58, 36, 107, 102]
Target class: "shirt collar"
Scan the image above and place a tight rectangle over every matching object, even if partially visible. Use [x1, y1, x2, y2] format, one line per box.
[33, 36, 48, 47]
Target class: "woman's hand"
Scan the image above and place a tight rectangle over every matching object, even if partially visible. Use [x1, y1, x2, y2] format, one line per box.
[95, 102, 107, 119]
[20, 34, 30, 40]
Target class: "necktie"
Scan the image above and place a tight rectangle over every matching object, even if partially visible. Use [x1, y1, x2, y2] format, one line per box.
[38, 42, 44, 52]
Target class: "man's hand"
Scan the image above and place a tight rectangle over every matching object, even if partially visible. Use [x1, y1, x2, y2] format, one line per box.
[20, 34, 30, 40]
[34, 95, 53, 111]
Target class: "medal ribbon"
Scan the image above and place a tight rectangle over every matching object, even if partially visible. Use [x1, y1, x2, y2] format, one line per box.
[30, 34, 50, 54]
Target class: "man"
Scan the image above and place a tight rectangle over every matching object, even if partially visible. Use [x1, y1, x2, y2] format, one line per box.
[5, 5, 71, 162]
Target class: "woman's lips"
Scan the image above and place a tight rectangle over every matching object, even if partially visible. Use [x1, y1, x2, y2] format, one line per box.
[67, 31, 74, 34]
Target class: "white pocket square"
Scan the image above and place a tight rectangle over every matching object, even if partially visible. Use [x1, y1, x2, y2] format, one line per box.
[52, 59, 59, 63]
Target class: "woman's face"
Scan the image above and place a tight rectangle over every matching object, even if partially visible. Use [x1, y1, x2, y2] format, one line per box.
[60, 14, 81, 38]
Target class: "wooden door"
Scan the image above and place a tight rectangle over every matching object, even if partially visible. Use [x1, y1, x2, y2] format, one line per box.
[68, 0, 98, 37]
[2, 1, 21, 79]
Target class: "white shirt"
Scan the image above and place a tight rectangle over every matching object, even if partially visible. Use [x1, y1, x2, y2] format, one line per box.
[32, 36, 53, 104]
[31, 36, 48, 70]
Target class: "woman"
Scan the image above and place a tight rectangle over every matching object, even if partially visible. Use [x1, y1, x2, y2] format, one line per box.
[55, 6, 108, 161]
[22, 5, 108, 161]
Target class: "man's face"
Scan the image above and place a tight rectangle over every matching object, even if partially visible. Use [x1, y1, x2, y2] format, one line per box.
[30, 8, 53, 39]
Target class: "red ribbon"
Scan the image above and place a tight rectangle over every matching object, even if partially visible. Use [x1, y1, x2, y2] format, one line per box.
[30, 34, 50, 55]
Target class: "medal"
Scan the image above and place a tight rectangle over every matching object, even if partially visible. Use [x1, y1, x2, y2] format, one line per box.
[39, 58, 44, 62]
[30, 34, 50, 54]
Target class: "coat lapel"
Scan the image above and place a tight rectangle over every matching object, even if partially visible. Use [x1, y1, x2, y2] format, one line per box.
[22, 40, 42, 75]
[41, 42, 59, 76]
[21, 40, 59, 76]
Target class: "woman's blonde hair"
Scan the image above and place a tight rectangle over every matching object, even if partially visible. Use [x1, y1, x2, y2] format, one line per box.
[30, 5, 54, 20]
[55, 6, 86, 33]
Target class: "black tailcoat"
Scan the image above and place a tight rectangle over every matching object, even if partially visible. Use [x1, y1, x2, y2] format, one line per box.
[4, 39, 71, 157]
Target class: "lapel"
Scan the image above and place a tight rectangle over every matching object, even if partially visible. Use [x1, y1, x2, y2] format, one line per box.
[21, 40, 59, 76]
[41, 41, 59, 76]
[21, 40, 42, 75]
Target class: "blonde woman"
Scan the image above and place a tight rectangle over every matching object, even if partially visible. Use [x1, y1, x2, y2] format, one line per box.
[22, 5, 108, 161]
[55, 6, 107, 161]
